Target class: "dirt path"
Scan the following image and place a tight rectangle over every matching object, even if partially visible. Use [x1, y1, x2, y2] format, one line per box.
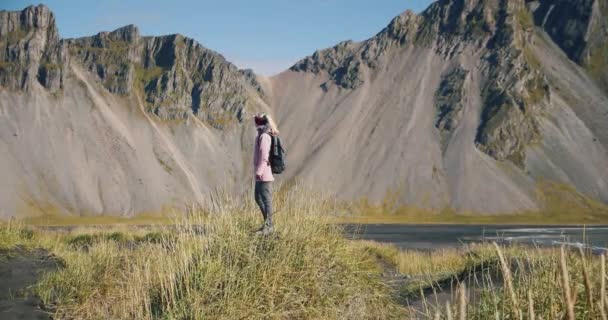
[0, 246, 61, 320]
[373, 252, 503, 318]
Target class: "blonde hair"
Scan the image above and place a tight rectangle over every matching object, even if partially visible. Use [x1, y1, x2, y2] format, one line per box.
[256, 112, 279, 135]
[266, 114, 279, 135]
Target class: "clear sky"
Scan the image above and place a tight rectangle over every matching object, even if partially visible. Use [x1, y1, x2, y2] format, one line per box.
[2, 0, 433, 76]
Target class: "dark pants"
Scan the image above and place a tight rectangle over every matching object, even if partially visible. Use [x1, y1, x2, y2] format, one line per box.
[254, 181, 273, 227]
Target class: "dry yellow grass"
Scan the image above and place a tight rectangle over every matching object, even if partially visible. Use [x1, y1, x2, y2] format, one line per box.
[2, 184, 608, 319]
[1, 186, 406, 320]
[337, 181, 608, 225]
[352, 239, 608, 319]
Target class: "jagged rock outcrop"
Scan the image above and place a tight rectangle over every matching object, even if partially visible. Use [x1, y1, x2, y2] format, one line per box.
[435, 67, 469, 150]
[66, 25, 139, 95]
[531, 0, 597, 62]
[0, 5, 261, 127]
[0, 5, 66, 92]
[530, 0, 608, 92]
[290, 10, 423, 90]
[67, 25, 256, 127]
[290, 40, 364, 89]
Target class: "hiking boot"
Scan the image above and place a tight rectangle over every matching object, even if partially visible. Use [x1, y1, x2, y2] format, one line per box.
[255, 225, 274, 236]
[262, 225, 274, 236]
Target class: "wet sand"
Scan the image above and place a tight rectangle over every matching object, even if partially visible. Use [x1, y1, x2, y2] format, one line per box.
[0, 247, 61, 320]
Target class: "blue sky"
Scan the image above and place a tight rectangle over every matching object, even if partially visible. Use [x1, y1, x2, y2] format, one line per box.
[2, 0, 433, 75]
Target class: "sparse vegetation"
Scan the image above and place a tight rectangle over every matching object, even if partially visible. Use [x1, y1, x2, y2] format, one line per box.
[523, 47, 541, 71]
[414, 21, 435, 47]
[466, 12, 490, 38]
[586, 42, 608, 91]
[40, 62, 62, 71]
[153, 149, 174, 174]
[517, 8, 534, 31]
[5, 29, 28, 43]
[0, 61, 15, 71]
[135, 65, 165, 86]
[342, 181, 608, 224]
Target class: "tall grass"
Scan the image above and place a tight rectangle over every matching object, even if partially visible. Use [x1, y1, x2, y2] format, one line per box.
[356, 240, 608, 319]
[1, 184, 607, 319]
[1, 185, 405, 319]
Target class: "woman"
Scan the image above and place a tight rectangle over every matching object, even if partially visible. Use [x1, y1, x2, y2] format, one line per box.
[253, 112, 278, 235]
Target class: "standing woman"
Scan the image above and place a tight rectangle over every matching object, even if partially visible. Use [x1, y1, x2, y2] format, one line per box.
[253, 112, 278, 235]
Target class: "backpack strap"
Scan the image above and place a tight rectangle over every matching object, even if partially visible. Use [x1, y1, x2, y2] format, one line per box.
[271, 135, 278, 156]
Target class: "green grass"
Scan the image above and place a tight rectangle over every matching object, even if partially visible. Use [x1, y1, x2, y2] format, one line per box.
[205, 109, 239, 129]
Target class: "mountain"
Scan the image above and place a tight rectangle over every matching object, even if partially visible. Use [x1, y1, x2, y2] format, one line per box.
[0, 5, 269, 217]
[266, 0, 608, 213]
[0, 1, 606, 217]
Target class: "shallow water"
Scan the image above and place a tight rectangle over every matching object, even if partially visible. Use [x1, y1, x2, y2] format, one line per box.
[343, 224, 608, 252]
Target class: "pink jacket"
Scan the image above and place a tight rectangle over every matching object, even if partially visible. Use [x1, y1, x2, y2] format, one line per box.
[254, 132, 274, 182]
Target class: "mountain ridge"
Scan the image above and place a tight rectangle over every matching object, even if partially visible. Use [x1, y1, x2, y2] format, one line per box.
[271, 0, 608, 213]
[0, 2, 607, 217]
[0, 4, 270, 217]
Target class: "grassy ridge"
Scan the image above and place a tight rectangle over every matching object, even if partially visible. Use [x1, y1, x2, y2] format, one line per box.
[0, 187, 405, 319]
[4, 218, 606, 319]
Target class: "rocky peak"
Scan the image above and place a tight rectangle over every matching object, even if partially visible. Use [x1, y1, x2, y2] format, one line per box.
[84, 24, 141, 48]
[0, 5, 66, 91]
[240, 68, 265, 97]
[107, 24, 140, 43]
[289, 0, 552, 168]
[416, 0, 533, 46]
[0, 5, 263, 128]
[0, 5, 57, 38]
[288, 0, 535, 90]
[290, 40, 362, 89]
[68, 27, 257, 127]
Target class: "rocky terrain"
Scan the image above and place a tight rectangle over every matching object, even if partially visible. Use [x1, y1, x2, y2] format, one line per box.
[0, 5, 269, 217]
[0, 0, 607, 217]
[271, 0, 608, 213]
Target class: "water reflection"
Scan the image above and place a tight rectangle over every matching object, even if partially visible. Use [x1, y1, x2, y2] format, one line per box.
[343, 225, 608, 253]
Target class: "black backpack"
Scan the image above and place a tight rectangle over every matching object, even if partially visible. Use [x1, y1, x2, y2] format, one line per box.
[269, 135, 286, 174]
